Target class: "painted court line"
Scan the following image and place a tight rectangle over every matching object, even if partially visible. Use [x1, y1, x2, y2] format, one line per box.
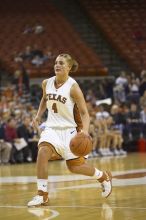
[0, 168, 146, 184]
[0, 205, 146, 210]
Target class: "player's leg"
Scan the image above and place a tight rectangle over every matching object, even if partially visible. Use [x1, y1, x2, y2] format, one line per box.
[37, 142, 54, 179]
[98, 134, 107, 156]
[116, 133, 127, 155]
[27, 142, 60, 207]
[66, 157, 112, 198]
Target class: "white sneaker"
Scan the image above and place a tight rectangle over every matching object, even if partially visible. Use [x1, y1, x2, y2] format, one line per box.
[92, 150, 99, 157]
[27, 191, 49, 207]
[98, 171, 112, 198]
[119, 149, 127, 155]
[113, 149, 120, 156]
[105, 148, 114, 156]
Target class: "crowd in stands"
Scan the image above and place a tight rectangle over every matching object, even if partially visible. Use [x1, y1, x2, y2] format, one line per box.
[0, 80, 40, 164]
[14, 45, 55, 68]
[84, 70, 146, 157]
[1, 69, 146, 164]
[23, 24, 45, 35]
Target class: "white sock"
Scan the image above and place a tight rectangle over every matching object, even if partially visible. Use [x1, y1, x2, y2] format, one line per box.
[93, 168, 103, 179]
[37, 179, 48, 192]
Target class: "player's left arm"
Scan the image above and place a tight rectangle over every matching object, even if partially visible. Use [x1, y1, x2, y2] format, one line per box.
[70, 83, 90, 134]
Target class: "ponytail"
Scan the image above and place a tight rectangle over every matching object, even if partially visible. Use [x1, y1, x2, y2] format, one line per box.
[70, 59, 78, 72]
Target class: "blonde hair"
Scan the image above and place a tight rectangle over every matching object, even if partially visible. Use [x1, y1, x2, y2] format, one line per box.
[58, 53, 78, 72]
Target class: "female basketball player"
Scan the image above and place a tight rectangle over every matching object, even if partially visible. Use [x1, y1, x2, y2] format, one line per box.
[27, 54, 112, 207]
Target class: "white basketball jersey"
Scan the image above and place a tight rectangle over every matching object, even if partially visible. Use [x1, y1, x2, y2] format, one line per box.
[45, 76, 77, 128]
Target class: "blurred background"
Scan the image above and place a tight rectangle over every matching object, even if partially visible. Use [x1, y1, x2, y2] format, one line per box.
[1, 0, 146, 164]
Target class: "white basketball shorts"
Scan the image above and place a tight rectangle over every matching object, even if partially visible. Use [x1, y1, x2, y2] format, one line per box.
[38, 127, 78, 160]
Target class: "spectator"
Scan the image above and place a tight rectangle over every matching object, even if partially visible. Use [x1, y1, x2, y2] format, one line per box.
[140, 104, 146, 138]
[88, 116, 98, 157]
[115, 71, 128, 86]
[110, 104, 126, 134]
[23, 25, 33, 34]
[127, 78, 140, 104]
[96, 104, 110, 120]
[4, 117, 29, 163]
[0, 118, 12, 164]
[21, 65, 30, 93]
[113, 71, 128, 103]
[85, 89, 96, 105]
[31, 45, 44, 58]
[31, 55, 44, 67]
[126, 103, 141, 140]
[42, 46, 55, 62]
[17, 116, 33, 162]
[4, 117, 18, 163]
[20, 46, 33, 61]
[13, 70, 21, 92]
[34, 24, 44, 34]
[139, 72, 146, 96]
[140, 90, 146, 108]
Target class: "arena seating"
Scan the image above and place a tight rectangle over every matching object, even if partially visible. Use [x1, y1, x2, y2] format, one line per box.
[0, 0, 106, 77]
[79, 0, 146, 73]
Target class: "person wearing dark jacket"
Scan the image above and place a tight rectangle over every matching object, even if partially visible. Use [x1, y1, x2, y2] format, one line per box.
[17, 116, 33, 162]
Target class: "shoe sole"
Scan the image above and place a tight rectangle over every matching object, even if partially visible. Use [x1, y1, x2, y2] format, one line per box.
[27, 199, 49, 207]
[28, 203, 49, 208]
[103, 171, 112, 198]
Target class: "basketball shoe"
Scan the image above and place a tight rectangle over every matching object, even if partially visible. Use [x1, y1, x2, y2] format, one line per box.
[98, 171, 112, 198]
[27, 190, 49, 207]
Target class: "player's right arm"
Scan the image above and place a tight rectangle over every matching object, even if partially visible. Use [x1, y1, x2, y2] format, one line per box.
[32, 79, 47, 130]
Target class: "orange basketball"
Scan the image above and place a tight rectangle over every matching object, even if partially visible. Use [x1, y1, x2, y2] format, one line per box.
[70, 132, 93, 156]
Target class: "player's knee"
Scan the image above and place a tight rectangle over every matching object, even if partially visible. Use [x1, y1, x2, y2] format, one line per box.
[38, 147, 48, 159]
[66, 157, 85, 173]
[38, 142, 53, 159]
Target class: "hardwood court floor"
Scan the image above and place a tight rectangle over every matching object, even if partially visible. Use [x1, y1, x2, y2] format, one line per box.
[0, 152, 146, 220]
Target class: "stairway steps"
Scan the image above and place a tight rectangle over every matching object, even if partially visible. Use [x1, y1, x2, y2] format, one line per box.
[50, 0, 130, 75]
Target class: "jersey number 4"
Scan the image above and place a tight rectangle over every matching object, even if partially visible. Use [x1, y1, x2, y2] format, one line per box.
[52, 103, 58, 113]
